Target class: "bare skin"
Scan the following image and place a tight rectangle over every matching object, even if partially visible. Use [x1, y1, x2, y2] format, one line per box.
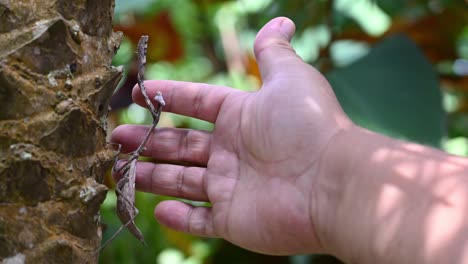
[112, 17, 468, 263]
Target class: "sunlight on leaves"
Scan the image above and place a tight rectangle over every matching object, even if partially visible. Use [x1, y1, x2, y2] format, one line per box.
[335, 0, 391, 36]
[157, 248, 185, 264]
[121, 103, 152, 124]
[292, 25, 330, 63]
[237, 0, 272, 13]
[331, 40, 370, 67]
[444, 137, 468, 156]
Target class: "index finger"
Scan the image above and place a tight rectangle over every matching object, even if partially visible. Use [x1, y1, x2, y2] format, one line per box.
[133, 80, 238, 123]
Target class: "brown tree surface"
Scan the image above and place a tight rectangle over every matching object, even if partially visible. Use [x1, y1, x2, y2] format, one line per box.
[0, 1, 122, 262]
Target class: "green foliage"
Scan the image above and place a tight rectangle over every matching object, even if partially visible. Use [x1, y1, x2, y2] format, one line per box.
[327, 34, 444, 147]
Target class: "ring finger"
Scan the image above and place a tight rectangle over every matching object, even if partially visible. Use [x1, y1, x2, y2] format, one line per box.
[133, 161, 208, 202]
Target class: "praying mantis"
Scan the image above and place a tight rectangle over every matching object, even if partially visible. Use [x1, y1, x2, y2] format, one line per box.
[97, 35, 165, 252]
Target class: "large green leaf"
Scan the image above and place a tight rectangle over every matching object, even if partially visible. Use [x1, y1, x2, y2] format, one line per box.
[326, 34, 445, 147]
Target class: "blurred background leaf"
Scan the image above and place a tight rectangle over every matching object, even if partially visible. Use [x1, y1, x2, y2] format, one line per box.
[101, 0, 468, 263]
[327, 34, 444, 147]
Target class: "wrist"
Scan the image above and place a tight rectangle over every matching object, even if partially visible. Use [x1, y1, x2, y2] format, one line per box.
[309, 124, 363, 258]
[311, 125, 389, 261]
[313, 125, 468, 263]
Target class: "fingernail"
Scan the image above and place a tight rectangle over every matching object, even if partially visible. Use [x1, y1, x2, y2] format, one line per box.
[279, 18, 295, 40]
[269, 18, 283, 29]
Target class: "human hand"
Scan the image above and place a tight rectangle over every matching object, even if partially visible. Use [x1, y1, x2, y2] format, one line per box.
[111, 17, 353, 255]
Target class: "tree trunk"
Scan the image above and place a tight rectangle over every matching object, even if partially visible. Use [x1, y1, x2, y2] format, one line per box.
[0, 0, 122, 262]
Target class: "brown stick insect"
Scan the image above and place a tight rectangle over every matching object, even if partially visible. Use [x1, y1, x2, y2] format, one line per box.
[97, 35, 165, 252]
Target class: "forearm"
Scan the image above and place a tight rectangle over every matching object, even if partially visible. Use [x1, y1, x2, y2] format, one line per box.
[318, 125, 468, 263]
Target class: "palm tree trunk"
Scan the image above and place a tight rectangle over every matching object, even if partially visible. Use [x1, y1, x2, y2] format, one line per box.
[0, 0, 122, 262]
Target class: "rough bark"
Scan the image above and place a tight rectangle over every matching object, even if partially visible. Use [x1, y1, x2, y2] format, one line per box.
[0, 0, 122, 262]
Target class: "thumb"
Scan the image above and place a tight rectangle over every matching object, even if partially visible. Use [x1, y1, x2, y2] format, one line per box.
[254, 17, 302, 83]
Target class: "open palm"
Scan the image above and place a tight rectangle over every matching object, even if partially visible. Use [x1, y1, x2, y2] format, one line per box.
[112, 17, 351, 255]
